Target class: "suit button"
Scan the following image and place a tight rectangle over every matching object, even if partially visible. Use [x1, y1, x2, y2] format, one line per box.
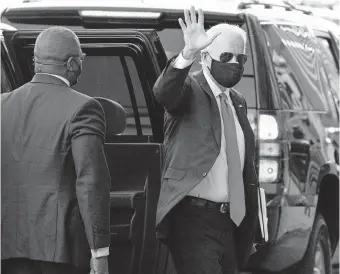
[203, 172, 207, 177]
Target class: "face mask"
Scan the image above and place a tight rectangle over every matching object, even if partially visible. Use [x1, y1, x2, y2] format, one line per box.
[209, 59, 244, 88]
[68, 60, 82, 86]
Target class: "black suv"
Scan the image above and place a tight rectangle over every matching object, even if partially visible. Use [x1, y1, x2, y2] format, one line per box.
[1, 1, 339, 273]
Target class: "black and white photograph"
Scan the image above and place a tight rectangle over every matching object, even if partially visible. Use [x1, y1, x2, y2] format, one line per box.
[1, 0, 339, 273]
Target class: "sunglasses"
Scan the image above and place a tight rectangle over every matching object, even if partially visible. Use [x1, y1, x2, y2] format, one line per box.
[210, 52, 248, 66]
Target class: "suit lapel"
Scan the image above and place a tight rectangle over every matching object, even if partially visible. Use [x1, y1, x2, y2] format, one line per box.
[230, 89, 255, 164]
[193, 70, 221, 149]
[193, 72, 255, 156]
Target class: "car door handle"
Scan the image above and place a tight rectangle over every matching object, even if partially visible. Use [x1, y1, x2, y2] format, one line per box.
[110, 191, 145, 242]
[290, 140, 311, 154]
[110, 191, 144, 209]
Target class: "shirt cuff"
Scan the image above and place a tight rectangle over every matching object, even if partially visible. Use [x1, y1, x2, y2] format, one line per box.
[172, 51, 195, 69]
[91, 247, 110, 258]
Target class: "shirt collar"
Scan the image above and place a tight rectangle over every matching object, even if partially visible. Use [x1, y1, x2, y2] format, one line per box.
[37, 73, 70, 87]
[202, 68, 230, 100]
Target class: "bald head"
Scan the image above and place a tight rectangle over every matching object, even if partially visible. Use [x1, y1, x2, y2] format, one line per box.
[34, 26, 82, 64]
[203, 24, 247, 60]
[33, 27, 84, 85]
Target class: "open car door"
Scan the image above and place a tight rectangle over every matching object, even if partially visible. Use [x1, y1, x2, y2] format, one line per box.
[3, 28, 168, 274]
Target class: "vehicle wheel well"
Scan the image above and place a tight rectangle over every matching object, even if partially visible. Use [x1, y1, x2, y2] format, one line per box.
[316, 174, 339, 255]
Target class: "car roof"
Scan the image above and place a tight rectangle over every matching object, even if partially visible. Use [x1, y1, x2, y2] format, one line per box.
[1, 0, 339, 35]
[1, 0, 242, 17]
[0, 22, 16, 37]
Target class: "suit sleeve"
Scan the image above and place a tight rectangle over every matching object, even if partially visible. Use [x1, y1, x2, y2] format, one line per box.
[153, 54, 193, 114]
[70, 98, 111, 250]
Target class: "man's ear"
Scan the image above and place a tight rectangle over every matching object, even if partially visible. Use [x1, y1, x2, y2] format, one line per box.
[202, 52, 211, 67]
[66, 57, 75, 71]
[201, 51, 207, 62]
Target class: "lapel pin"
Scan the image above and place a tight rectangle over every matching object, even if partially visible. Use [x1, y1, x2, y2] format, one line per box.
[239, 105, 243, 108]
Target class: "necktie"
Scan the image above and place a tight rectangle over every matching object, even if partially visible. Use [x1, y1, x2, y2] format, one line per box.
[220, 93, 245, 226]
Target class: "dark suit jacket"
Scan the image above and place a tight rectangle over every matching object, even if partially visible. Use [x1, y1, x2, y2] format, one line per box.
[153, 57, 259, 268]
[1, 74, 111, 268]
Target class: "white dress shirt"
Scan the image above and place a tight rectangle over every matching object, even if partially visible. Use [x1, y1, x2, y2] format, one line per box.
[36, 73, 110, 258]
[172, 54, 245, 203]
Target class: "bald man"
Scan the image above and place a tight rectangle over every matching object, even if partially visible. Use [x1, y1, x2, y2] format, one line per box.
[154, 7, 259, 274]
[1, 27, 111, 274]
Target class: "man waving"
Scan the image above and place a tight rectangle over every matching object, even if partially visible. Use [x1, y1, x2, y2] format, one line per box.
[154, 7, 258, 274]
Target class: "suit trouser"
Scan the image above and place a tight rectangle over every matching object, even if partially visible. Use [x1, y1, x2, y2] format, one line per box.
[1, 258, 89, 274]
[167, 198, 238, 274]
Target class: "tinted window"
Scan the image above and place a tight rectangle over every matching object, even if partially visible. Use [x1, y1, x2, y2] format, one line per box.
[318, 56, 339, 122]
[316, 36, 340, 122]
[1, 40, 14, 94]
[317, 37, 339, 98]
[1, 62, 12, 94]
[262, 24, 328, 111]
[15, 46, 152, 139]
[157, 24, 256, 107]
[74, 53, 151, 136]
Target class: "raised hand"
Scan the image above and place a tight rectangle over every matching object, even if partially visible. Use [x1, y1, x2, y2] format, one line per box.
[179, 6, 220, 60]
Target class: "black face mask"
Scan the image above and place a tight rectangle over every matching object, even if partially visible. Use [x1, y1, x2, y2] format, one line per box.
[68, 60, 82, 86]
[209, 59, 244, 88]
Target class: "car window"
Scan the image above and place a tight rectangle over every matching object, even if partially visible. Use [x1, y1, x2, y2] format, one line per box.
[74, 53, 151, 136]
[317, 55, 339, 122]
[1, 62, 13, 94]
[262, 24, 328, 112]
[316, 37, 339, 98]
[14, 45, 153, 139]
[157, 23, 256, 107]
[1, 39, 14, 94]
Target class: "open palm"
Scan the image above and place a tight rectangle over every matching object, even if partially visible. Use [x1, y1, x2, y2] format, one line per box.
[179, 7, 220, 53]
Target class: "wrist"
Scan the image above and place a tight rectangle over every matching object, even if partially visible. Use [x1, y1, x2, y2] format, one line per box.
[91, 247, 109, 258]
[182, 47, 199, 61]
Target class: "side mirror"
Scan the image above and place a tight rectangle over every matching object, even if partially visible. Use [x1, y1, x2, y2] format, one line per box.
[93, 97, 126, 138]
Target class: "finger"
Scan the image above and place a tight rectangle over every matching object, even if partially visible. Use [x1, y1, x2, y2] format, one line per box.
[184, 9, 191, 26]
[178, 18, 186, 32]
[190, 6, 197, 23]
[210, 32, 221, 43]
[198, 8, 204, 25]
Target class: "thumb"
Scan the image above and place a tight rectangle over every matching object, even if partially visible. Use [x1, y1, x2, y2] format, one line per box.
[208, 32, 221, 45]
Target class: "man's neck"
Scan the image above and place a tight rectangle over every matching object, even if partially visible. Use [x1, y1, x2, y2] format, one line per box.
[37, 73, 70, 87]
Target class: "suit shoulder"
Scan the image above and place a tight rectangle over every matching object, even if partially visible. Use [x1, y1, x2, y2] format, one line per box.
[68, 88, 91, 101]
[1, 92, 11, 100]
[67, 88, 99, 106]
[1, 83, 31, 101]
[68, 89, 103, 113]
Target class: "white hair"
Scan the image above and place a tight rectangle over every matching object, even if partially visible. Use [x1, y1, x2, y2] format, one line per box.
[200, 23, 247, 68]
[203, 23, 247, 53]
